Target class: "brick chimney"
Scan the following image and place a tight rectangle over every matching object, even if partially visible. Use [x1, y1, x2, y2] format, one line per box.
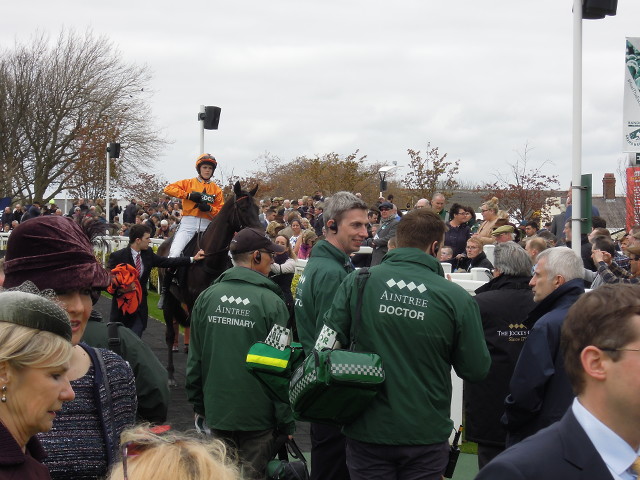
[603, 173, 616, 200]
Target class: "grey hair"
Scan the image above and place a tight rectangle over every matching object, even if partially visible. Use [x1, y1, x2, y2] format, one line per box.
[323, 192, 368, 226]
[536, 246, 583, 282]
[493, 242, 533, 277]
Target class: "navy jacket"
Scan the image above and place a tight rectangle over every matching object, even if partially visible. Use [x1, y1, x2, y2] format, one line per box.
[465, 274, 536, 446]
[502, 278, 584, 446]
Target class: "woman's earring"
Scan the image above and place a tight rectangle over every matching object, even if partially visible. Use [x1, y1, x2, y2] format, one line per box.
[1, 385, 6, 403]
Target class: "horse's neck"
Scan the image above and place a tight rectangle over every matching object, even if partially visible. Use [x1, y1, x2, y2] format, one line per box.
[201, 200, 237, 256]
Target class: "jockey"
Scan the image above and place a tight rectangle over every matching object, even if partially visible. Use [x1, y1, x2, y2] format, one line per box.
[158, 153, 224, 308]
[164, 153, 224, 257]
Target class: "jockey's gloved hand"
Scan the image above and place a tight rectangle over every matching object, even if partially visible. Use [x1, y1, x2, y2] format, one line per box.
[197, 202, 212, 212]
[187, 192, 203, 203]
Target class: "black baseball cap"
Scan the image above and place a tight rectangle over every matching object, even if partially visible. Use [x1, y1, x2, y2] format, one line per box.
[230, 228, 287, 254]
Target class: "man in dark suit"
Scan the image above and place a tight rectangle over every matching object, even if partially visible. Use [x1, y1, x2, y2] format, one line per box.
[108, 224, 204, 337]
[477, 283, 640, 479]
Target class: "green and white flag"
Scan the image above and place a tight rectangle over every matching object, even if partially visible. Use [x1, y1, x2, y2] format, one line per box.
[624, 38, 640, 152]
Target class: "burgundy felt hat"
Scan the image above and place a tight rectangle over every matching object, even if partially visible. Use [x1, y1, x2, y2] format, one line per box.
[3, 216, 111, 291]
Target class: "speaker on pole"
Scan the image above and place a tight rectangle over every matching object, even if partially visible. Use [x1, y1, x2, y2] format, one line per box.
[203, 106, 221, 130]
[107, 142, 121, 159]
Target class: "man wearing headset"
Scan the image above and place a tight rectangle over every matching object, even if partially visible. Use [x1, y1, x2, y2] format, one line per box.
[159, 153, 224, 307]
[186, 227, 294, 480]
[295, 191, 369, 480]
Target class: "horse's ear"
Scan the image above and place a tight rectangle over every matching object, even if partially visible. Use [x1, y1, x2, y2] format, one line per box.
[249, 184, 259, 197]
[233, 181, 241, 196]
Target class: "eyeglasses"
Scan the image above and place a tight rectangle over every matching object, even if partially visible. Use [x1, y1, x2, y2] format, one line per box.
[122, 441, 146, 480]
[597, 346, 640, 353]
[121, 426, 172, 480]
[259, 250, 276, 258]
[454, 211, 465, 216]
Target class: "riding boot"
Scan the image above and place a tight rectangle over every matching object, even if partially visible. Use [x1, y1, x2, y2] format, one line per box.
[157, 269, 174, 309]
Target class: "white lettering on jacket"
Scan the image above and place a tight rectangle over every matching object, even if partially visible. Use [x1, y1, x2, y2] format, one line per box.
[206, 316, 256, 328]
[378, 304, 425, 320]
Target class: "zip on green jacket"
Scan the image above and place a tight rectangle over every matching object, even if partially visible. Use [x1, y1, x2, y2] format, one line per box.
[321, 248, 491, 445]
[186, 266, 295, 433]
[294, 239, 354, 354]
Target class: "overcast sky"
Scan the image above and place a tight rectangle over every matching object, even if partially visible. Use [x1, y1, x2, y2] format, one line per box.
[3, 1, 640, 195]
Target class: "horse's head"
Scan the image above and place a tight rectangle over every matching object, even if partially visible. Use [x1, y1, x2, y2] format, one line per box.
[232, 181, 261, 231]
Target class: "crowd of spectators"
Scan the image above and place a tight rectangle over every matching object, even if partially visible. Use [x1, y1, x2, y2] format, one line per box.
[4, 185, 640, 480]
[0, 196, 185, 240]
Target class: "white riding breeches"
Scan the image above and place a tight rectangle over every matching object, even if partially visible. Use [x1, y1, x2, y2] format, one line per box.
[169, 215, 211, 257]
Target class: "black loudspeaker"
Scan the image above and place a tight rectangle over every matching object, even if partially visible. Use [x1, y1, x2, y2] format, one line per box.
[203, 106, 221, 130]
[107, 143, 121, 159]
[582, 0, 617, 19]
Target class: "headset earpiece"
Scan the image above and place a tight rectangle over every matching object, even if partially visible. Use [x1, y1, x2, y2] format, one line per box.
[255, 251, 262, 263]
[328, 221, 338, 233]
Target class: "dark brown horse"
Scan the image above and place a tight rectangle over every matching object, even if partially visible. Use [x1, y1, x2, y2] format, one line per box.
[157, 181, 261, 385]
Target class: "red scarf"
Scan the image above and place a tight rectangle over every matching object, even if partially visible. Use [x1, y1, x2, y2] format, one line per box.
[107, 263, 142, 314]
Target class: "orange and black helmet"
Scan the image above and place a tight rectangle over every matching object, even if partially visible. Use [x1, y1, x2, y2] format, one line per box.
[196, 153, 217, 174]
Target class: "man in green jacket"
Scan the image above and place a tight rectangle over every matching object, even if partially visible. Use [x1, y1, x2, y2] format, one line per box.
[295, 191, 369, 480]
[317, 209, 491, 480]
[186, 227, 294, 480]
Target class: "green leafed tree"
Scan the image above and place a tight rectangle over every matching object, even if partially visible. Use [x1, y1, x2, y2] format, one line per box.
[403, 143, 460, 201]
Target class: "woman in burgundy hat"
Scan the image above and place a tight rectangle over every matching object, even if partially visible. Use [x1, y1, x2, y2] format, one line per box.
[3, 216, 136, 480]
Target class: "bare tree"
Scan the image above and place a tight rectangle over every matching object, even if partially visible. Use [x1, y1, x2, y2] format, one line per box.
[403, 143, 460, 201]
[478, 143, 560, 223]
[0, 29, 165, 203]
[119, 171, 169, 205]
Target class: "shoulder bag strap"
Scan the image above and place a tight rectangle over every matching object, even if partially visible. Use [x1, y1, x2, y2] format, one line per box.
[286, 437, 308, 465]
[350, 268, 370, 351]
[106, 322, 123, 357]
[80, 344, 118, 467]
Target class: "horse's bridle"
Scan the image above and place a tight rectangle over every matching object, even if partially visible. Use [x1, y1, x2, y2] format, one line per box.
[200, 193, 253, 259]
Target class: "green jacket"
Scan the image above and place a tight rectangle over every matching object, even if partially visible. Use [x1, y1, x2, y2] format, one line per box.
[82, 315, 170, 423]
[294, 240, 354, 354]
[322, 248, 490, 445]
[186, 266, 294, 433]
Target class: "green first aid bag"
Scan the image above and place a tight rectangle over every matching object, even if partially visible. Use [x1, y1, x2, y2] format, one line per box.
[288, 268, 386, 426]
[246, 340, 305, 404]
[288, 347, 385, 425]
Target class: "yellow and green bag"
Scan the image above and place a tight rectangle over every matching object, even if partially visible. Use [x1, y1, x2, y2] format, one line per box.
[246, 324, 305, 404]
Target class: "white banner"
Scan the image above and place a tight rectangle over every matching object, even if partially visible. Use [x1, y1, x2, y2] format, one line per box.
[624, 38, 640, 152]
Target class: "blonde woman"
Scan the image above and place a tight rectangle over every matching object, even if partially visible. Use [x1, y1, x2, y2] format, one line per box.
[108, 425, 241, 480]
[475, 197, 500, 245]
[0, 291, 75, 480]
[456, 237, 494, 272]
[295, 229, 318, 260]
